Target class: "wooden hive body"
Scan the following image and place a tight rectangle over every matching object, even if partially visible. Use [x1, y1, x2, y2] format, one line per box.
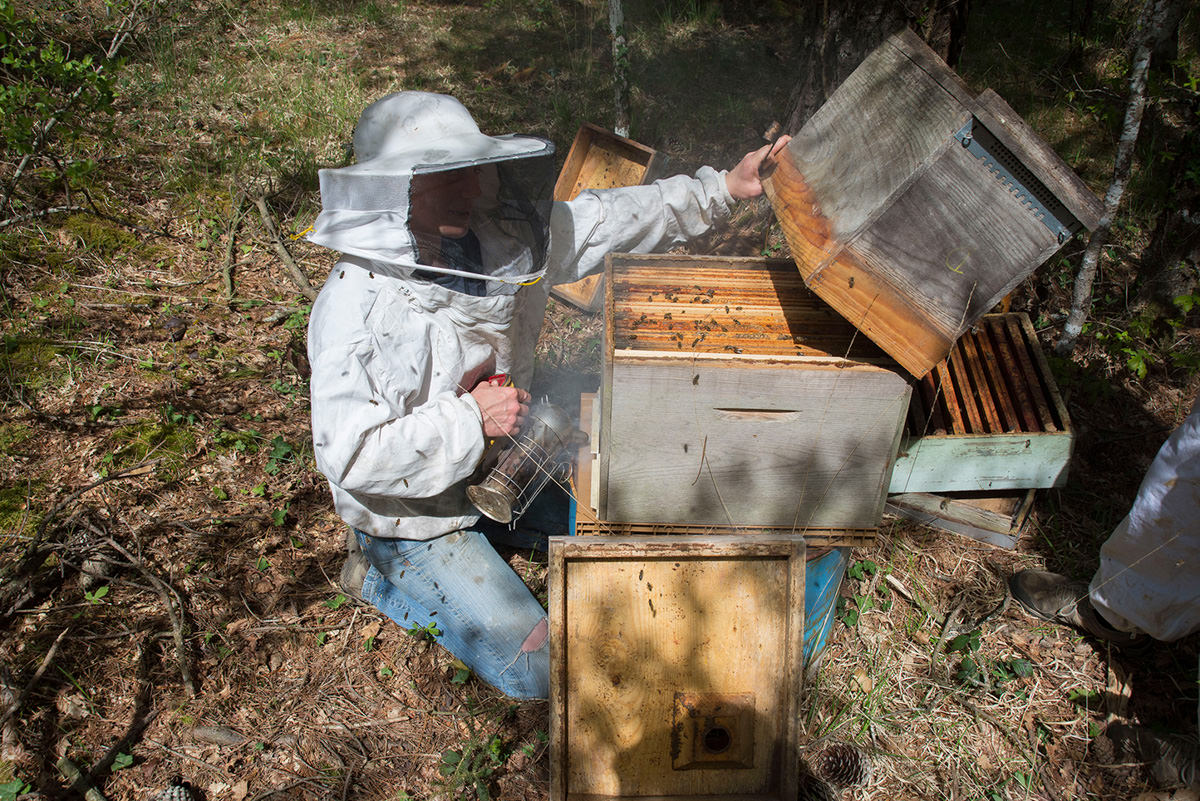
[598, 254, 911, 535]
[549, 535, 806, 801]
[551, 123, 666, 311]
[764, 29, 1102, 378]
[888, 312, 1073, 493]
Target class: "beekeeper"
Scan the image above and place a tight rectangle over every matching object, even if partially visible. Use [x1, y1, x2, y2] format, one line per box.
[306, 91, 787, 699]
[1011, 396, 1200, 644]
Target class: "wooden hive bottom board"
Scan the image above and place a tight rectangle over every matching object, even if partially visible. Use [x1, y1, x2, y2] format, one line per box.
[571, 393, 875, 547]
[889, 313, 1073, 493]
[549, 536, 805, 801]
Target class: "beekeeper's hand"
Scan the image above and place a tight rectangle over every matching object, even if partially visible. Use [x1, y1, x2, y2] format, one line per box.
[725, 135, 792, 200]
[471, 378, 530, 437]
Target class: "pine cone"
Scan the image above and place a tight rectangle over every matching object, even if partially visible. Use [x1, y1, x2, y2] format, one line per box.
[798, 769, 839, 801]
[813, 742, 871, 787]
[147, 779, 196, 801]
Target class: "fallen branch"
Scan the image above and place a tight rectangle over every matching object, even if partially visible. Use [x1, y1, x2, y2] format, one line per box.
[103, 536, 197, 697]
[56, 756, 108, 801]
[35, 460, 161, 543]
[253, 194, 318, 301]
[0, 205, 86, 230]
[222, 192, 249, 300]
[0, 627, 70, 727]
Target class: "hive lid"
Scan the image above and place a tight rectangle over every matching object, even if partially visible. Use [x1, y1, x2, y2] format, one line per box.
[763, 29, 1102, 377]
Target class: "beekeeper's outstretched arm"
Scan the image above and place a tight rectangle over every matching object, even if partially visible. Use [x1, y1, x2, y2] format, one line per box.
[546, 136, 789, 284]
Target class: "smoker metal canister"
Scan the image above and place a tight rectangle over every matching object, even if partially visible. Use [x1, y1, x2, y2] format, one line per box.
[467, 400, 576, 524]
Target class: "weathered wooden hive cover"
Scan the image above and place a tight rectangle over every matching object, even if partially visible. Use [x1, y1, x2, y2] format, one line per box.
[764, 28, 1103, 378]
[551, 123, 666, 311]
[599, 254, 911, 533]
[549, 535, 806, 801]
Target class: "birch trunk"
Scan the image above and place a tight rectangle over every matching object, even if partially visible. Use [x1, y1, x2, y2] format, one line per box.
[609, 0, 630, 137]
[1055, 0, 1176, 355]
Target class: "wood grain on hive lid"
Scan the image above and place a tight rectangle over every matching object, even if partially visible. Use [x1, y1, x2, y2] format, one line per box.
[549, 535, 805, 801]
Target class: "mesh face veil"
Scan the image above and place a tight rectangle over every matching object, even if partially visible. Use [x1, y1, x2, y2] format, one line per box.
[408, 154, 556, 292]
[308, 92, 556, 290]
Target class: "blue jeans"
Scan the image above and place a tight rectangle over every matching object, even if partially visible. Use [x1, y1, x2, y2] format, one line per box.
[355, 483, 567, 699]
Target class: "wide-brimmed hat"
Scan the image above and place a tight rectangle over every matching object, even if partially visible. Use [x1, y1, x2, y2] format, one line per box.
[317, 92, 553, 211]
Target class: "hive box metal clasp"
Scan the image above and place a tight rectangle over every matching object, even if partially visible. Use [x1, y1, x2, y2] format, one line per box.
[954, 118, 1077, 244]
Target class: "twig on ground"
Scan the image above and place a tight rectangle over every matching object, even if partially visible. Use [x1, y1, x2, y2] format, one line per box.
[0, 626, 70, 727]
[252, 194, 318, 301]
[34, 460, 160, 543]
[145, 738, 230, 776]
[56, 756, 108, 801]
[90, 708, 160, 780]
[885, 573, 937, 621]
[248, 779, 329, 801]
[102, 535, 197, 697]
[222, 192, 249, 299]
[0, 205, 87, 230]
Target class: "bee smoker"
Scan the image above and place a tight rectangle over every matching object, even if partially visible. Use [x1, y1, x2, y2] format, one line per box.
[467, 399, 583, 525]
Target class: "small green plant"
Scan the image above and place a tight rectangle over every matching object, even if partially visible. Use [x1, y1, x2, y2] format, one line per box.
[111, 752, 133, 770]
[945, 628, 983, 685]
[84, 585, 109, 604]
[437, 729, 508, 801]
[324, 594, 348, 610]
[265, 435, 296, 474]
[406, 620, 442, 641]
[0, 778, 30, 801]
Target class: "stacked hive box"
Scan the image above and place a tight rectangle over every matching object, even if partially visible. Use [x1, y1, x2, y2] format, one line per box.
[552, 256, 909, 801]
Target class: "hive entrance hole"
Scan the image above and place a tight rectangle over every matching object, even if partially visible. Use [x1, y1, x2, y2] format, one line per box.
[702, 725, 732, 754]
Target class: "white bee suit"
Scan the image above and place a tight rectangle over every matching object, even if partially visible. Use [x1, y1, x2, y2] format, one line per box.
[1090, 397, 1200, 642]
[306, 92, 735, 542]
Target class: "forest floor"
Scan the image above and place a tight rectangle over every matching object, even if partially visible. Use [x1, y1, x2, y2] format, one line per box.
[1, 1, 1198, 800]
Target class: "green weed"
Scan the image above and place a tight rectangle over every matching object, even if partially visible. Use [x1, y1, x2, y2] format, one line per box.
[406, 621, 442, 641]
[436, 725, 507, 801]
[0, 336, 60, 395]
[105, 413, 197, 480]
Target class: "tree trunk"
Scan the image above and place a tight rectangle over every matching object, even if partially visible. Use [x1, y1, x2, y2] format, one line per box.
[609, 0, 630, 138]
[1055, 0, 1179, 355]
[781, 0, 969, 133]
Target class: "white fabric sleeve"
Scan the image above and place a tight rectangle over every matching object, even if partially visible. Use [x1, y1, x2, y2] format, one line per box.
[309, 343, 487, 500]
[545, 166, 735, 285]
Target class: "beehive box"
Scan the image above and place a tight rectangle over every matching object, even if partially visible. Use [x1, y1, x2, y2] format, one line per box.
[551, 123, 667, 311]
[763, 29, 1103, 378]
[572, 393, 874, 546]
[549, 535, 806, 801]
[888, 313, 1072, 493]
[597, 254, 911, 534]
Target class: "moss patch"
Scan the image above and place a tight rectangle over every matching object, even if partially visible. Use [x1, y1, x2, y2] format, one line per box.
[61, 214, 141, 259]
[107, 418, 198, 482]
[0, 482, 42, 539]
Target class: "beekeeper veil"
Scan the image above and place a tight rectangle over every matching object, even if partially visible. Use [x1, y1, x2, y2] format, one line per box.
[307, 92, 556, 292]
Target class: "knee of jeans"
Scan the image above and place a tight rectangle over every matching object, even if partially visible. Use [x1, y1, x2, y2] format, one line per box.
[520, 617, 548, 653]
